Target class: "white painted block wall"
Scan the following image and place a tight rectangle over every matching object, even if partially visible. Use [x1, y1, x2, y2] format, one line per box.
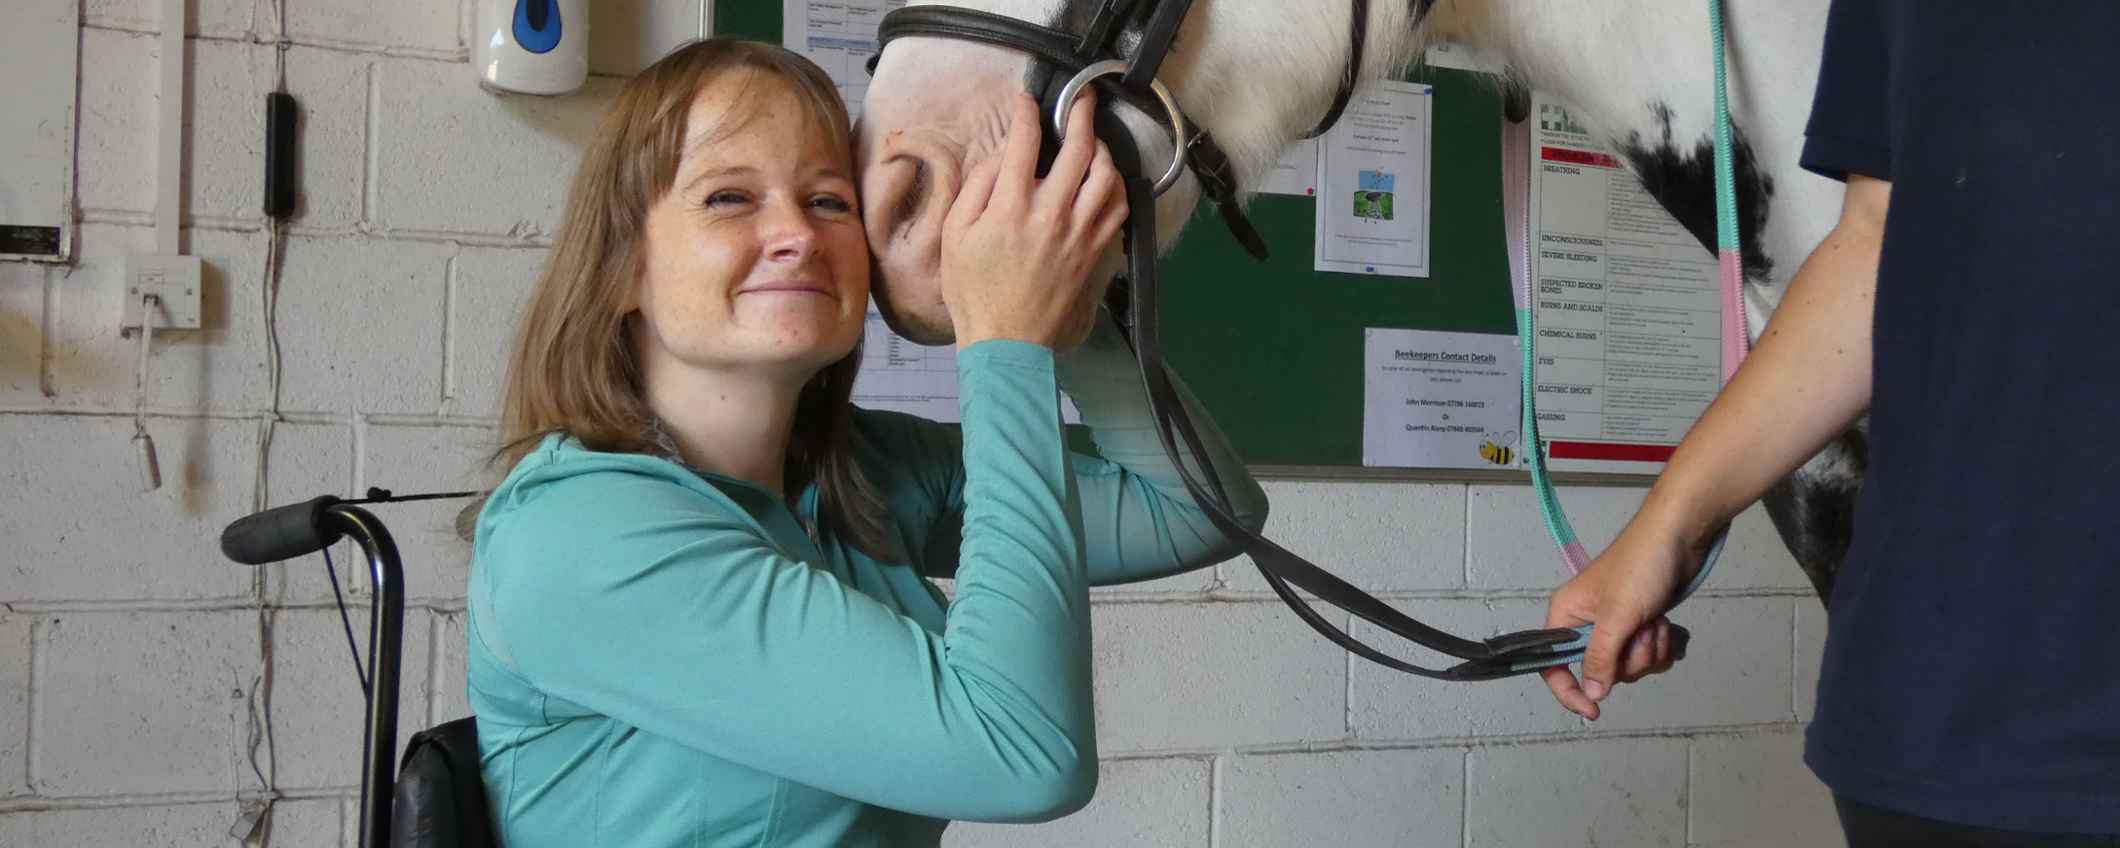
[0, 2, 1841, 845]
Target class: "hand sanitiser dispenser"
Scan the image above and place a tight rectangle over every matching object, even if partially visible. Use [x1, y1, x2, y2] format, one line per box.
[475, 0, 588, 95]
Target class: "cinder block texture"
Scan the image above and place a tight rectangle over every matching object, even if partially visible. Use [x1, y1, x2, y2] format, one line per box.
[271, 608, 431, 789]
[1587, 597, 1794, 732]
[1222, 480, 1466, 593]
[282, 46, 373, 232]
[371, 58, 618, 238]
[265, 421, 351, 506]
[942, 757, 1210, 847]
[1467, 737, 1688, 847]
[1218, 749, 1463, 848]
[73, 34, 321, 229]
[1467, 483, 1809, 592]
[72, 34, 367, 229]
[266, 797, 345, 848]
[82, 0, 256, 37]
[1467, 482, 1645, 589]
[0, 801, 247, 847]
[48, 225, 271, 411]
[264, 422, 357, 604]
[273, 236, 448, 413]
[186, 41, 273, 227]
[284, 1, 463, 55]
[0, 613, 28, 796]
[360, 423, 493, 601]
[1691, 731, 1843, 848]
[0, 416, 255, 603]
[1349, 598, 1581, 740]
[0, 263, 41, 405]
[1091, 603, 1346, 752]
[75, 29, 159, 217]
[32, 611, 257, 795]
[1797, 600, 1826, 722]
[446, 246, 545, 419]
[432, 613, 471, 726]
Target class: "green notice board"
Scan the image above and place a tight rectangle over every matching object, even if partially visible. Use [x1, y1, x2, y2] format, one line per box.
[1153, 68, 1512, 470]
[719, 6, 1518, 473]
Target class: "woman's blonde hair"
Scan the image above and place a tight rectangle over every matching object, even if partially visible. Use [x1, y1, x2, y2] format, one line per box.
[476, 38, 892, 557]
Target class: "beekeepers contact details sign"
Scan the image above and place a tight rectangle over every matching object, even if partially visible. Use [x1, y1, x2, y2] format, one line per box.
[1362, 328, 1522, 470]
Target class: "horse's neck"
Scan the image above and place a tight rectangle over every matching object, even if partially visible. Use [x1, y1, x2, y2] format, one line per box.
[1167, 0, 1832, 318]
[1158, 0, 1429, 194]
[1165, 1, 1725, 205]
[1444, 0, 1720, 152]
[1452, 0, 1836, 321]
[1445, 1, 1834, 322]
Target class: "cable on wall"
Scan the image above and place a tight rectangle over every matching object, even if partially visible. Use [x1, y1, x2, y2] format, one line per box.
[234, 0, 294, 843]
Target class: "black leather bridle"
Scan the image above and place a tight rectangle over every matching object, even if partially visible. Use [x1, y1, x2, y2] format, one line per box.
[871, 0, 1591, 680]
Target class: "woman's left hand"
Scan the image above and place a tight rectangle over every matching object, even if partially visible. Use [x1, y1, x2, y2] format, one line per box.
[938, 91, 1129, 351]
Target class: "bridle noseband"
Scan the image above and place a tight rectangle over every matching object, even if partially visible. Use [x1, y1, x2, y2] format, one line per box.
[870, 0, 1594, 681]
[871, 0, 1305, 259]
[1053, 58, 1190, 193]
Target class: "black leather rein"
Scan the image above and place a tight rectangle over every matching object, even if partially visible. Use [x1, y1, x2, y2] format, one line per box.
[872, 0, 1588, 681]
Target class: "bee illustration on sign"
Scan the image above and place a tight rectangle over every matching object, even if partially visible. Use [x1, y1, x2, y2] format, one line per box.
[1478, 430, 1519, 466]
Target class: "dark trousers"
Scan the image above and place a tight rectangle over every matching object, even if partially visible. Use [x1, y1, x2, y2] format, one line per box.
[1838, 796, 2120, 847]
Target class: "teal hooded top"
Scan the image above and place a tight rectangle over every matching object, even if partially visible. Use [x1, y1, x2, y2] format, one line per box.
[465, 322, 1266, 847]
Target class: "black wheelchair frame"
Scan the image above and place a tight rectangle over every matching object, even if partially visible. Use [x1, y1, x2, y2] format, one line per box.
[222, 495, 494, 848]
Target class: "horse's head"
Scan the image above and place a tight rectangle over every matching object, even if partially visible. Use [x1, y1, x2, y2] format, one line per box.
[855, 0, 1430, 343]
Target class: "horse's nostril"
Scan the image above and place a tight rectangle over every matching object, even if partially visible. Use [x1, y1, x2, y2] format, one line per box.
[900, 160, 927, 225]
[868, 153, 928, 244]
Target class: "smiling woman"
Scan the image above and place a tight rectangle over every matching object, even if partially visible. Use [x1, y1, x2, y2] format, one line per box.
[460, 37, 1268, 848]
[488, 40, 886, 550]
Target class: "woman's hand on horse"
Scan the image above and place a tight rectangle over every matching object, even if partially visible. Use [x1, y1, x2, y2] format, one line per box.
[940, 91, 1128, 351]
[1538, 522, 1692, 720]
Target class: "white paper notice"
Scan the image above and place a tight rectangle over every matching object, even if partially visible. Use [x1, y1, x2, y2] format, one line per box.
[852, 308, 957, 421]
[852, 308, 1081, 424]
[1526, 92, 1723, 472]
[1257, 138, 1319, 196]
[1420, 41, 1505, 73]
[1362, 328, 1522, 469]
[1315, 81, 1432, 278]
[782, 0, 908, 117]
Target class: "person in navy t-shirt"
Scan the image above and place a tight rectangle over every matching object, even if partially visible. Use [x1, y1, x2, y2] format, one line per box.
[1539, 1, 2120, 843]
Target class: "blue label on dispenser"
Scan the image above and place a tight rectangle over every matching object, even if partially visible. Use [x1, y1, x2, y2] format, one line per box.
[513, 0, 563, 54]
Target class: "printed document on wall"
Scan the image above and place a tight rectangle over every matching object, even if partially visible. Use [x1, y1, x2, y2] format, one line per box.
[852, 308, 958, 421]
[1421, 41, 1506, 73]
[1315, 81, 1432, 278]
[1526, 92, 1723, 474]
[782, 0, 908, 117]
[1258, 138, 1319, 196]
[1362, 328, 1521, 469]
[854, 308, 1081, 424]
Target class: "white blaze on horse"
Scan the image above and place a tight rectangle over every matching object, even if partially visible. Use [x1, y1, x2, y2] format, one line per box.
[856, 0, 1859, 601]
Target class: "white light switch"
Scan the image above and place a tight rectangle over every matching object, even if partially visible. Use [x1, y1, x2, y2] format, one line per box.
[123, 253, 204, 332]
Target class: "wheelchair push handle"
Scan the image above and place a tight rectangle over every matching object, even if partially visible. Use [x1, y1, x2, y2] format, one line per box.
[221, 495, 345, 565]
[221, 494, 408, 848]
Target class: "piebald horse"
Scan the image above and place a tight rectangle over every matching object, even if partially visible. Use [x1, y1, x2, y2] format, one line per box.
[854, 0, 1856, 602]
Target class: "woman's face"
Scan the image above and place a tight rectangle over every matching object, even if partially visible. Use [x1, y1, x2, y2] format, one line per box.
[633, 70, 868, 386]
